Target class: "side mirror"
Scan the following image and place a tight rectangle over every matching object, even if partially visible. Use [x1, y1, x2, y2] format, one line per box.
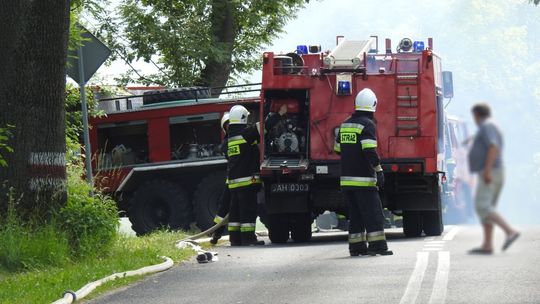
[442, 71, 454, 99]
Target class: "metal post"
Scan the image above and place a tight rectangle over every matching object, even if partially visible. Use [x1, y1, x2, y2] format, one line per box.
[77, 46, 93, 186]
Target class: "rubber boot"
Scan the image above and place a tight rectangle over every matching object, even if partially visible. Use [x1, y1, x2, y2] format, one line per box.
[210, 226, 226, 245]
[229, 231, 242, 246]
[241, 232, 265, 246]
[349, 241, 369, 256]
[367, 240, 393, 256]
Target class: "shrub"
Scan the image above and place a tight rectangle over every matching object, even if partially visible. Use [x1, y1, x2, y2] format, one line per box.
[0, 201, 70, 271]
[60, 163, 119, 257]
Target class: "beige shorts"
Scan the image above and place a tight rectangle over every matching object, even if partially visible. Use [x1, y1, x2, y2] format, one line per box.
[475, 168, 504, 224]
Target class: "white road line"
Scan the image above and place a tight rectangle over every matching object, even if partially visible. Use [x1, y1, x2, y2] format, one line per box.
[423, 248, 442, 251]
[425, 237, 435, 241]
[428, 251, 450, 304]
[399, 252, 430, 304]
[442, 226, 460, 241]
[426, 241, 445, 244]
[424, 244, 444, 247]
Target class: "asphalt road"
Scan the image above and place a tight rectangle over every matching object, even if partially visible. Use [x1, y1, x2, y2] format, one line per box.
[91, 225, 540, 304]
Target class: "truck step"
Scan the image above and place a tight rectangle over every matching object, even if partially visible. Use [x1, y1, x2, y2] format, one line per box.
[396, 75, 419, 85]
[261, 158, 309, 170]
[397, 116, 418, 121]
[396, 124, 419, 130]
[397, 102, 418, 108]
[396, 74, 418, 79]
[397, 95, 418, 100]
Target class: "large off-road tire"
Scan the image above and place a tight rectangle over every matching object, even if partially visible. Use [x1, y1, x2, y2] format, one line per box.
[268, 214, 290, 244]
[403, 211, 423, 237]
[422, 209, 444, 236]
[290, 213, 312, 243]
[128, 180, 191, 235]
[142, 87, 211, 105]
[423, 185, 445, 236]
[193, 171, 227, 231]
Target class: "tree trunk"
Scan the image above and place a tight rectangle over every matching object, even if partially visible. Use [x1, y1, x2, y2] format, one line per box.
[0, 0, 70, 217]
[198, 0, 236, 96]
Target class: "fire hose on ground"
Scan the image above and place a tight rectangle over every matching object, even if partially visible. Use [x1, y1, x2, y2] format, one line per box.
[51, 256, 174, 304]
[50, 217, 229, 304]
[180, 214, 229, 242]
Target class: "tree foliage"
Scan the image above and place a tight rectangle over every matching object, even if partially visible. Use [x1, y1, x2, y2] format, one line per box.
[91, 0, 307, 90]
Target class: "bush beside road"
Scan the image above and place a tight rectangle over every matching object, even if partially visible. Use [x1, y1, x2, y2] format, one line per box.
[0, 163, 195, 303]
[0, 230, 195, 304]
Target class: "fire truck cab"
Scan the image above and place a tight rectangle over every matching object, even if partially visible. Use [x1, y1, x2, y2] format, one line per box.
[259, 37, 454, 242]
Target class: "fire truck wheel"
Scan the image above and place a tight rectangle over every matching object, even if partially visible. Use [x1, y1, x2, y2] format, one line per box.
[422, 209, 444, 236]
[128, 180, 192, 236]
[268, 214, 290, 243]
[290, 213, 312, 243]
[402, 211, 423, 237]
[193, 172, 227, 231]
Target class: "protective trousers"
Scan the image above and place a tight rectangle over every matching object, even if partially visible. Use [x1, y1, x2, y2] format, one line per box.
[212, 183, 230, 241]
[345, 189, 388, 253]
[228, 186, 258, 245]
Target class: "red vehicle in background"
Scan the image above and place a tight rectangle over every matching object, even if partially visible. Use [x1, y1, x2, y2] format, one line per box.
[259, 36, 455, 242]
[89, 85, 260, 235]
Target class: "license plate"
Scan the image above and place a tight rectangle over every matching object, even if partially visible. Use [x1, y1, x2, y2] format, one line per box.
[270, 183, 310, 193]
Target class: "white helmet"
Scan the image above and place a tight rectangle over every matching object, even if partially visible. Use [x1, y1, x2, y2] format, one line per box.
[229, 105, 250, 125]
[221, 112, 230, 131]
[355, 88, 377, 112]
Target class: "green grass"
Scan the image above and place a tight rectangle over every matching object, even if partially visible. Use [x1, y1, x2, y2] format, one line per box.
[0, 231, 195, 304]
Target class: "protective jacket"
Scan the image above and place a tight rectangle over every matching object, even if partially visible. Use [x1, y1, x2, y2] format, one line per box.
[334, 111, 381, 191]
[227, 124, 261, 190]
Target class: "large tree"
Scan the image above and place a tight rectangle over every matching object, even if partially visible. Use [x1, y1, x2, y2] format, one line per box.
[94, 0, 307, 92]
[0, 0, 71, 216]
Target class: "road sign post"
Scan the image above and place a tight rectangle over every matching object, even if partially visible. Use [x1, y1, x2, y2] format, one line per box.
[77, 46, 93, 186]
[67, 26, 111, 186]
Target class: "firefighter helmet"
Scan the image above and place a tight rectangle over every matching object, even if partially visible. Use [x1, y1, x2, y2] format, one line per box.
[355, 88, 377, 112]
[221, 112, 230, 131]
[229, 105, 250, 124]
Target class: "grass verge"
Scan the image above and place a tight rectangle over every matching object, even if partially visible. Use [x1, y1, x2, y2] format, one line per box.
[0, 231, 195, 304]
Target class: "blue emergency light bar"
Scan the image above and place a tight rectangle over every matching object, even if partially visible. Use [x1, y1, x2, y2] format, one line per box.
[337, 81, 351, 96]
[413, 41, 425, 52]
[296, 45, 308, 55]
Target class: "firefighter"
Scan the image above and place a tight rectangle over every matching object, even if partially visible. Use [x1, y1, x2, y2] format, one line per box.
[210, 113, 231, 245]
[334, 88, 392, 256]
[226, 105, 264, 246]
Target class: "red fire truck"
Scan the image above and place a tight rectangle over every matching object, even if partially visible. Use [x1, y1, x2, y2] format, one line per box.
[259, 37, 454, 242]
[89, 85, 260, 235]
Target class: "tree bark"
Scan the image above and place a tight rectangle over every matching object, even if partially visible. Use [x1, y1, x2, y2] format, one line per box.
[0, 0, 70, 217]
[197, 0, 236, 96]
